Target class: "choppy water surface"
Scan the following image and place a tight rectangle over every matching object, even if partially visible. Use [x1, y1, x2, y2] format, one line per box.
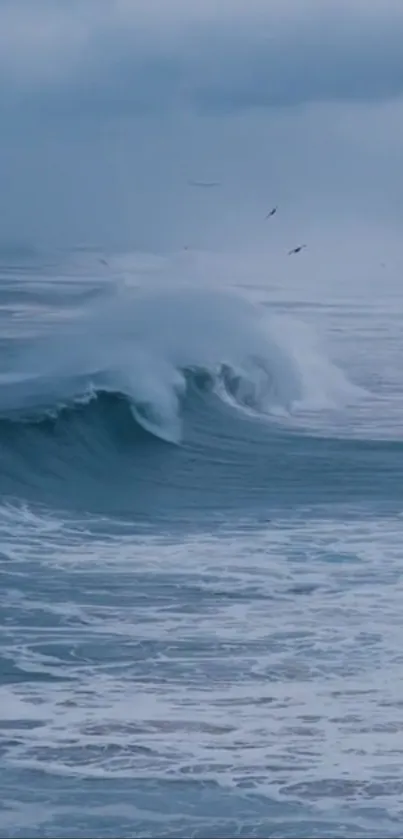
[1, 248, 403, 837]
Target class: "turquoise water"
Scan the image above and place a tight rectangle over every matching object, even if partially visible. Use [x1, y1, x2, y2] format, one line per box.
[1, 248, 403, 837]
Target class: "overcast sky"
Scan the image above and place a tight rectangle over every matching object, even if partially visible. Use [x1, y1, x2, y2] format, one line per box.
[0, 0, 402, 254]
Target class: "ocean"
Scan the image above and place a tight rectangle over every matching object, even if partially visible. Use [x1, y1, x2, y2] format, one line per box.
[1, 245, 403, 838]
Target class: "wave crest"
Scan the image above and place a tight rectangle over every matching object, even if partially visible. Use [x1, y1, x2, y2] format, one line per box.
[0, 287, 360, 443]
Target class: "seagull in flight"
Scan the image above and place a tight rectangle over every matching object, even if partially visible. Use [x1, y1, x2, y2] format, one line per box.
[266, 206, 277, 218]
[288, 244, 307, 255]
[188, 180, 221, 188]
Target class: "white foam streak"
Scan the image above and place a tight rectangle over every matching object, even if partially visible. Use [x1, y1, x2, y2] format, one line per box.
[2, 502, 403, 828]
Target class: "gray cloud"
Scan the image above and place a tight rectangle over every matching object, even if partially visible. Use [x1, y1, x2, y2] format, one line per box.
[0, 1, 403, 115]
[0, 1, 402, 252]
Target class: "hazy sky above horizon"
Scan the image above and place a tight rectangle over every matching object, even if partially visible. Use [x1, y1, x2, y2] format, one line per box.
[0, 0, 402, 260]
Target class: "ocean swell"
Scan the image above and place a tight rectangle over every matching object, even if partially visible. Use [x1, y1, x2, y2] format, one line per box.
[0, 287, 359, 444]
[1, 285, 399, 520]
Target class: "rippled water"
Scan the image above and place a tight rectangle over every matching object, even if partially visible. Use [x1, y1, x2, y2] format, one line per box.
[1, 249, 403, 837]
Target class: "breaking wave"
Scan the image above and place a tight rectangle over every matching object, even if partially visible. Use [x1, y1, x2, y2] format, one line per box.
[0, 286, 359, 444]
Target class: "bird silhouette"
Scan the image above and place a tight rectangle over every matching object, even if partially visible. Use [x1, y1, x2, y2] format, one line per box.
[188, 180, 220, 188]
[266, 206, 277, 218]
[288, 245, 307, 255]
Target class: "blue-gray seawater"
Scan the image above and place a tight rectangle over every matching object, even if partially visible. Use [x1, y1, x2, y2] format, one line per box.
[1, 247, 403, 838]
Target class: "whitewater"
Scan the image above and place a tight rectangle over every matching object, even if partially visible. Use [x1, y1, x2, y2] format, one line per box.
[1, 245, 403, 838]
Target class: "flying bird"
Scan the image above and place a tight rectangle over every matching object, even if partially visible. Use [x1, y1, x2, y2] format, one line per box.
[288, 245, 307, 255]
[266, 206, 277, 218]
[188, 180, 221, 188]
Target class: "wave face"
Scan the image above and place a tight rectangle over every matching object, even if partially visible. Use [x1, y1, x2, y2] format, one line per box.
[0, 279, 401, 521]
[0, 286, 356, 431]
